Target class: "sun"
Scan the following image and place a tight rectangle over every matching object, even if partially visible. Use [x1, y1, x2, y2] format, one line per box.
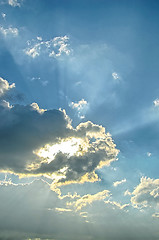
[34, 137, 84, 163]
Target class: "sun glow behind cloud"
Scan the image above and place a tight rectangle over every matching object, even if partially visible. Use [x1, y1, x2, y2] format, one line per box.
[34, 137, 86, 163]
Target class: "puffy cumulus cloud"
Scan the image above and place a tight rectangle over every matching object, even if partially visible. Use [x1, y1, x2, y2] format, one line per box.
[30, 102, 46, 114]
[0, 77, 15, 97]
[33, 121, 119, 185]
[69, 99, 89, 119]
[24, 35, 71, 59]
[131, 177, 159, 209]
[68, 190, 110, 211]
[0, 95, 119, 186]
[0, 25, 18, 36]
[113, 178, 126, 187]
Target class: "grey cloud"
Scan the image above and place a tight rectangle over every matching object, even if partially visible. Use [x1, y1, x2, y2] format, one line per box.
[0, 104, 70, 172]
[0, 101, 118, 185]
[131, 177, 159, 208]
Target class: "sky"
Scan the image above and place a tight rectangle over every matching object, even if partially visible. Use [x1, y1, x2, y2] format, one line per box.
[0, 0, 159, 239]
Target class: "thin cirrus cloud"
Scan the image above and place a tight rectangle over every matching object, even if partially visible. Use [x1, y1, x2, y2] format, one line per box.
[0, 77, 119, 187]
[24, 35, 71, 58]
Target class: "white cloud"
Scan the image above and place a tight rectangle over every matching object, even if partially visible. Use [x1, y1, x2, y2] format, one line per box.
[147, 152, 152, 157]
[112, 72, 120, 80]
[68, 190, 110, 211]
[69, 99, 89, 119]
[153, 98, 159, 107]
[124, 189, 132, 196]
[24, 35, 71, 59]
[0, 25, 18, 36]
[1, 13, 6, 19]
[0, 77, 15, 96]
[30, 102, 46, 114]
[8, 0, 22, 7]
[105, 200, 129, 210]
[0, 100, 13, 109]
[113, 178, 126, 187]
[131, 177, 159, 210]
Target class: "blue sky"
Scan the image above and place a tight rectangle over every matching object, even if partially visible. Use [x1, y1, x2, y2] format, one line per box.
[0, 0, 159, 239]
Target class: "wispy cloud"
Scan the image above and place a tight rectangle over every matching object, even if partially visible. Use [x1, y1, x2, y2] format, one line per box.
[105, 200, 129, 210]
[8, 0, 23, 7]
[0, 25, 18, 36]
[113, 178, 127, 187]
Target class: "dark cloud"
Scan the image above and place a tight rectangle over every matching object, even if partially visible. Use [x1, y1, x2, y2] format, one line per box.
[0, 104, 70, 172]
[0, 98, 118, 185]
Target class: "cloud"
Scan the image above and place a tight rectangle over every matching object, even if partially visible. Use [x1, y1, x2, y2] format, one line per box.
[131, 177, 159, 210]
[113, 178, 127, 187]
[153, 98, 159, 107]
[124, 189, 132, 196]
[69, 99, 89, 119]
[8, 0, 22, 7]
[152, 213, 159, 218]
[0, 175, 159, 240]
[24, 35, 71, 59]
[0, 100, 13, 109]
[112, 72, 120, 80]
[1, 12, 6, 19]
[0, 77, 15, 97]
[0, 25, 18, 36]
[68, 190, 110, 211]
[30, 102, 46, 114]
[0, 178, 89, 239]
[0, 89, 119, 186]
[104, 200, 129, 210]
[147, 152, 152, 157]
